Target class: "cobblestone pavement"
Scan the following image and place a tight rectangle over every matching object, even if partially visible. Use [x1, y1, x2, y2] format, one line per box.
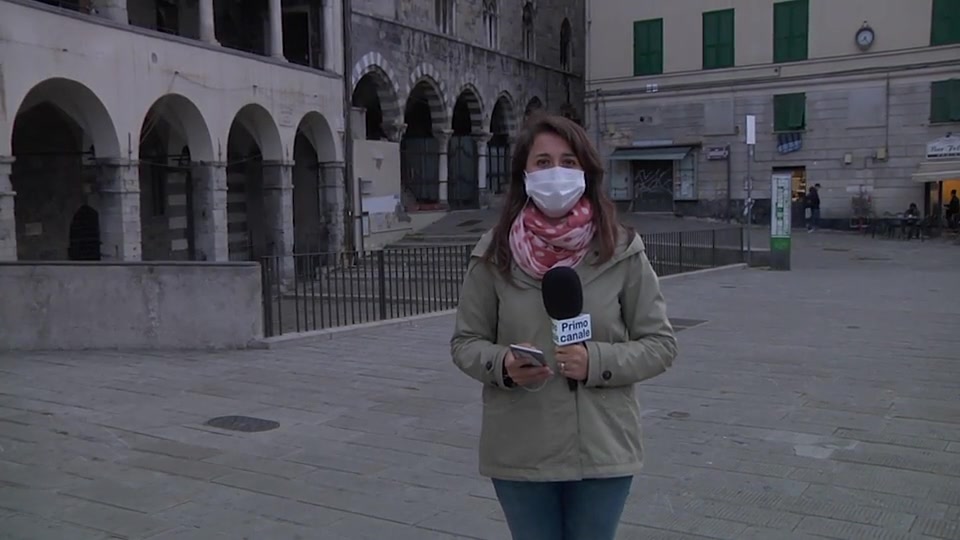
[1, 233, 959, 539]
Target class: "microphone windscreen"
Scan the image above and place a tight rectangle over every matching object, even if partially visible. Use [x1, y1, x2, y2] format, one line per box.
[541, 266, 583, 320]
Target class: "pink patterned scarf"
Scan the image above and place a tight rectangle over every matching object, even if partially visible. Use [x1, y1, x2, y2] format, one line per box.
[508, 198, 596, 279]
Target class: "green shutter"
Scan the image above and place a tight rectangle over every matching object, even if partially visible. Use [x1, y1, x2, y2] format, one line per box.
[931, 79, 960, 123]
[774, 0, 808, 63]
[931, 0, 960, 46]
[633, 19, 663, 76]
[774, 93, 806, 131]
[703, 9, 735, 70]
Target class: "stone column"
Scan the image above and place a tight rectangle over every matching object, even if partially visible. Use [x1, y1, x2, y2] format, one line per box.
[269, 0, 285, 60]
[92, 0, 127, 23]
[323, 0, 340, 72]
[435, 129, 453, 206]
[0, 156, 16, 261]
[192, 162, 229, 261]
[320, 162, 346, 255]
[97, 159, 141, 261]
[198, 0, 218, 44]
[261, 161, 294, 278]
[474, 132, 493, 209]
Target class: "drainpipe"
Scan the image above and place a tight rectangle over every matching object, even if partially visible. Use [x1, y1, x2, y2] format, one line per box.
[341, 0, 357, 253]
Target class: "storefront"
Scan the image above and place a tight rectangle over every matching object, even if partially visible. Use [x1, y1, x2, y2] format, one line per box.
[911, 136, 960, 219]
[607, 145, 698, 213]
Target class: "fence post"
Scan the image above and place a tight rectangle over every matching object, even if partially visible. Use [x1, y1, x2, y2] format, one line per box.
[739, 226, 745, 263]
[712, 229, 717, 268]
[260, 259, 271, 337]
[377, 250, 388, 320]
[678, 232, 684, 273]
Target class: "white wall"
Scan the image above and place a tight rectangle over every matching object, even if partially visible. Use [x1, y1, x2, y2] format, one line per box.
[587, 0, 937, 82]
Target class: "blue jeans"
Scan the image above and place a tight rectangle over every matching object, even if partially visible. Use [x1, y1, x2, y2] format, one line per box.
[492, 476, 633, 540]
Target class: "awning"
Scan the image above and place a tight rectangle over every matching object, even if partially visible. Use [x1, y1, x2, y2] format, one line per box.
[911, 160, 960, 183]
[609, 146, 692, 161]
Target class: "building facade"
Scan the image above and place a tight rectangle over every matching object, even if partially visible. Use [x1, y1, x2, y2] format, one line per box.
[347, 0, 585, 248]
[586, 0, 960, 227]
[0, 0, 346, 263]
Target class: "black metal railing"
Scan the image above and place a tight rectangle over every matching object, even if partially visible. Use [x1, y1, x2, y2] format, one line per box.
[642, 226, 744, 277]
[261, 246, 472, 337]
[261, 227, 744, 337]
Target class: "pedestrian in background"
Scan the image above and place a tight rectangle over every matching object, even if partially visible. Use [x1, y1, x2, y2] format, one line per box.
[806, 183, 821, 232]
[450, 113, 678, 540]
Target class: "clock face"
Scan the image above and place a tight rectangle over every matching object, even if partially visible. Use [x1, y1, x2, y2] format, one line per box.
[856, 28, 874, 49]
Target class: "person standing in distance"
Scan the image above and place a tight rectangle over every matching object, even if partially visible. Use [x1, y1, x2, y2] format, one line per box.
[450, 113, 678, 540]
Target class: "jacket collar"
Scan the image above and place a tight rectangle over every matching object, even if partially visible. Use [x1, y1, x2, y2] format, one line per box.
[469, 226, 644, 289]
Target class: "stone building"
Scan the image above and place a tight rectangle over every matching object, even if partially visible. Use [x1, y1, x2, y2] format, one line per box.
[347, 0, 585, 247]
[586, 0, 960, 228]
[0, 0, 346, 263]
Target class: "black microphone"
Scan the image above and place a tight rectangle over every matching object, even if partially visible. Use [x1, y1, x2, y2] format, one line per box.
[542, 267, 593, 391]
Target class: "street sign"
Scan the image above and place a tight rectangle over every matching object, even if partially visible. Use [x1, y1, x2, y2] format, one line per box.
[770, 173, 792, 271]
[745, 115, 756, 145]
[706, 146, 730, 160]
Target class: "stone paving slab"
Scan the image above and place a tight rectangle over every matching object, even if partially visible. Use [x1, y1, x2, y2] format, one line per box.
[1, 232, 959, 539]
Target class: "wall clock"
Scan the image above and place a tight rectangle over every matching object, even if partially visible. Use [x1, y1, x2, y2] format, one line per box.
[856, 25, 875, 51]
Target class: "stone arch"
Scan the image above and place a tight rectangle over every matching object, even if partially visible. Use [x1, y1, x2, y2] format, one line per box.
[452, 85, 485, 135]
[351, 53, 403, 136]
[12, 77, 121, 158]
[490, 92, 518, 135]
[292, 112, 338, 255]
[225, 104, 284, 260]
[138, 94, 215, 162]
[524, 96, 544, 121]
[406, 63, 448, 132]
[227, 104, 283, 161]
[294, 111, 338, 163]
[10, 78, 122, 260]
[137, 94, 214, 261]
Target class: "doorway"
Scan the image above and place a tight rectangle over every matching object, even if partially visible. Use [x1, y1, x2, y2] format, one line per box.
[68, 204, 101, 261]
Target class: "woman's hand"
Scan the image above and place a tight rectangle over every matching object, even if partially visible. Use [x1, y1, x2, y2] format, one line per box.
[556, 343, 589, 381]
[504, 343, 553, 387]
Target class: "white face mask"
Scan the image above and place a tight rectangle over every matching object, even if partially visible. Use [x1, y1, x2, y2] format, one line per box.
[524, 167, 586, 218]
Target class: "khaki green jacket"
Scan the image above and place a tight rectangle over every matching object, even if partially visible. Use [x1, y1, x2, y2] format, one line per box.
[450, 228, 678, 482]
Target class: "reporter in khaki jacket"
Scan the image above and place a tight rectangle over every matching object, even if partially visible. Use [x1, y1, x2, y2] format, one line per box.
[451, 114, 678, 540]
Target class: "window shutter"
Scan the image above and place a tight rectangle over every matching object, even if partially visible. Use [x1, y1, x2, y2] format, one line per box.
[773, 2, 791, 63]
[931, 81, 949, 122]
[703, 13, 717, 69]
[633, 21, 644, 75]
[719, 10, 734, 67]
[931, 0, 960, 46]
[649, 19, 663, 74]
[791, 0, 808, 61]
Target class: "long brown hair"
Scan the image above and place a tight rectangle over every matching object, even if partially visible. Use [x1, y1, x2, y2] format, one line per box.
[484, 113, 622, 277]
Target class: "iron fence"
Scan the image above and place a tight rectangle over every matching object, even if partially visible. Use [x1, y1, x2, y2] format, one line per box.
[641, 226, 744, 277]
[261, 226, 744, 337]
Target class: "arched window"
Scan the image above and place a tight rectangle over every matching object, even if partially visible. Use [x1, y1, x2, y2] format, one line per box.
[483, 0, 499, 48]
[560, 18, 572, 70]
[522, 3, 535, 60]
[435, 0, 454, 34]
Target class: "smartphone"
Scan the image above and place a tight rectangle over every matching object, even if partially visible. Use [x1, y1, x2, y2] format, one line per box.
[509, 344, 547, 367]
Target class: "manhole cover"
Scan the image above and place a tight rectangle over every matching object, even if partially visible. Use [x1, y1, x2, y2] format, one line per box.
[205, 415, 279, 433]
[855, 256, 891, 261]
[846, 325, 860, 330]
[823, 247, 851, 252]
[667, 411, 690, 419]
[457, 219, 482, 228]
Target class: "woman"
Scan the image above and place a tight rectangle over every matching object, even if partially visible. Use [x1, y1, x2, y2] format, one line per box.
[450, 113, 678, 540]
